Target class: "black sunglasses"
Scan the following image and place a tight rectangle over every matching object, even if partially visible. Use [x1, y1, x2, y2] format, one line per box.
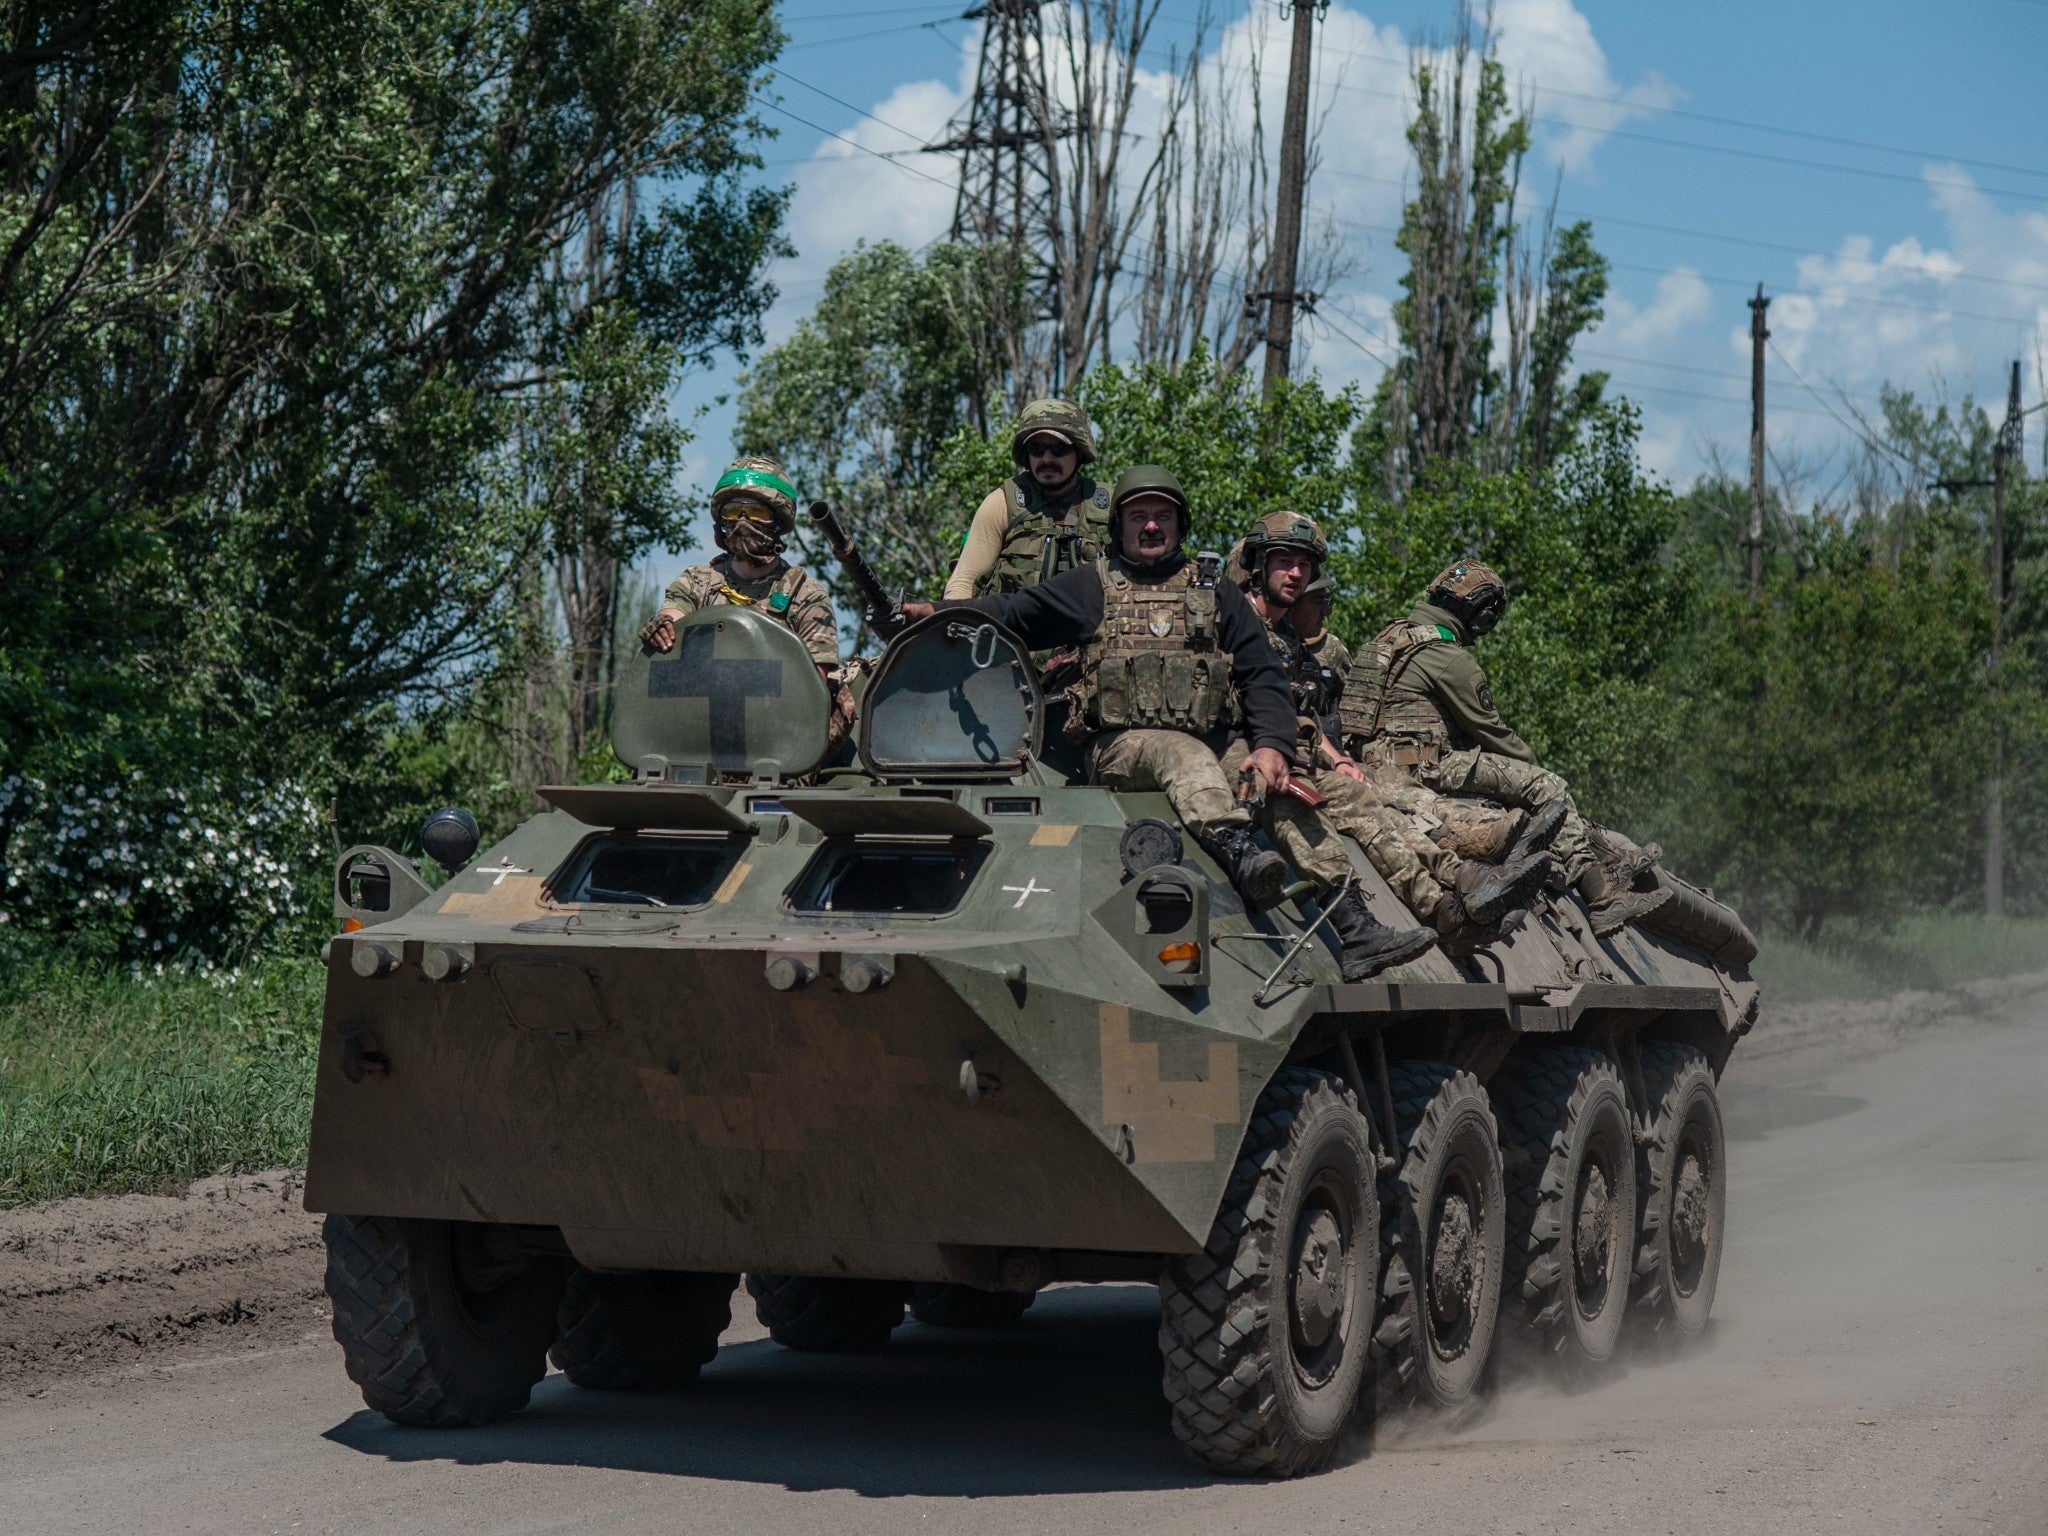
[1026, 439, 1075, 459]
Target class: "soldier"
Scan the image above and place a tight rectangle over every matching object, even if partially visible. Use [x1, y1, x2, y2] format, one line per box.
[1292, 568, 1540, 868]
[1341, 559, 1668, 937]
[943, 399, 1112, 598]
[640, 455, 853, 746]
[1228, 512, 1554, 949]
[902, 468, 1433, 978]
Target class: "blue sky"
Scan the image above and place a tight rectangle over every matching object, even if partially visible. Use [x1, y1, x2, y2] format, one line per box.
[665, 0, 2048, 562]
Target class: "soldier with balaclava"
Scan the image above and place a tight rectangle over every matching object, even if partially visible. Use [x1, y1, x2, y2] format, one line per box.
[943, 399, 1112, 598]
[1341, 560, 1668, 937]
[641, 454, 853, 745]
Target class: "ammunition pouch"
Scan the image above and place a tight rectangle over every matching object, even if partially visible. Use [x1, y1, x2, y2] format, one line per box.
[1360, 736, 1442, 772]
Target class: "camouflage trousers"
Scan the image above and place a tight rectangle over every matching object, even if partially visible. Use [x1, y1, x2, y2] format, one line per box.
[1219, 742, 1459, 919]
[1411, 746, 1593, 886]
[1085, 728, 1250, 841]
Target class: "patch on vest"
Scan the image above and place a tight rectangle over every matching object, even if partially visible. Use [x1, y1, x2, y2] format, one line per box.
[1148, 611, 1173, 637]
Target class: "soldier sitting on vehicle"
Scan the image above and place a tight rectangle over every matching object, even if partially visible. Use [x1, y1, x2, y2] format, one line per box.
[640, 455, 856, 750]
[943, 399, 1112, 598]
[1340, 559, 1668, 937]
[901, 469, 1433, 979]
[1228, 513, 1555, 957]
[1292, 570, 1549, 868]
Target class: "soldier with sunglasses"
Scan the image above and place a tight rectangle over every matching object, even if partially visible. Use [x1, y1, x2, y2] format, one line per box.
[943, 399, 1113, 598]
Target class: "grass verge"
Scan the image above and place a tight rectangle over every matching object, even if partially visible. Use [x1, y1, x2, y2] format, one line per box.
[0, 953, 322, 1209]
[1750, 912, 2048, 1005]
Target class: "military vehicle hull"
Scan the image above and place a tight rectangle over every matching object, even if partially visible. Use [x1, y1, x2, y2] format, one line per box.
[307, 608, 1755, 1472]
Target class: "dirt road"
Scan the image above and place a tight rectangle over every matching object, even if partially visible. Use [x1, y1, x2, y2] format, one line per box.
[3, 986, 2045, 1535]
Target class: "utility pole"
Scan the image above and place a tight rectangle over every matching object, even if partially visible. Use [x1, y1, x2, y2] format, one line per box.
[1987, 359, 2023, 920]
[1746, 284, 1770, 595]
[1260, 1, 1323, 399]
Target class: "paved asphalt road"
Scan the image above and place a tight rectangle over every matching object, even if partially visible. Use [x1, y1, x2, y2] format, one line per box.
[4, 1008, 2045, 1536]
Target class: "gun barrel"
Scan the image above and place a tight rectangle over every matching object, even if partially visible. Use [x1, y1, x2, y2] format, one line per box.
[807, 500, 903, 641]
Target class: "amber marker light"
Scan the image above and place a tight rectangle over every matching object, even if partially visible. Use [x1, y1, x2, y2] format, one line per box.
[1157, 941, 1200, 973]
[340, 917, 365, 933]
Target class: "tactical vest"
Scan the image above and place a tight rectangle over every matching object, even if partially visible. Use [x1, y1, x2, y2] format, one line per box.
[1082, 558, 1232, 732]
[674, 559, 812, 627]
[1262, 618, 1339, 756]
[1338, 620, 1452, 752]
[979, 475, 1112, 594]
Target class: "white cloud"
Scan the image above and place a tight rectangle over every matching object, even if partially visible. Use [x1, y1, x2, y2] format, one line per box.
[1489, 0, 1681, 174]
[1598, 266, 1712, 352]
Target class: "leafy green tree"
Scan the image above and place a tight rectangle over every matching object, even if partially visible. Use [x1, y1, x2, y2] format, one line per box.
[0, 0, 789, 959]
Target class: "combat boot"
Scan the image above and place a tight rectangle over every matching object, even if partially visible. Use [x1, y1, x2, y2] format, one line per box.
[1202, 823, 1289, 910]
[1509, 800, 1569, 863]
[1325, 886, 1436, 981]
[1576, 864, 1672, 937]
[1435, 808, 1526, 863]
[1454, 851, 1553, 929]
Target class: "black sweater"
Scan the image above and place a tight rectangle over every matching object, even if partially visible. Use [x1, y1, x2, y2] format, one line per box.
[937, 556, 1297, 756]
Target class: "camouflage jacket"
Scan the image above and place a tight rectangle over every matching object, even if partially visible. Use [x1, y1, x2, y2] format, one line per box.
[665, 557, 839, 669]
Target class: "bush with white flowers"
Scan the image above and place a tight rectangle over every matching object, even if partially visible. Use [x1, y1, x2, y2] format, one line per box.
[0, 770, 328, 964]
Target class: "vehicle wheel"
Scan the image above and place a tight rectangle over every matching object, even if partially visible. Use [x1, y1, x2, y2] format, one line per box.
[1495, 1048, 1637, 1373]
[550, 1267, 737, 1390]
[1158, 1068, 1377, 1477]
[908, 1283, 1036, 1329]
[323, 1213, 564, 1427]
[1631, 1041, 1726, 1341]
[745, 1274, 908, 1351]
[1366, 1060, 1505, 1416]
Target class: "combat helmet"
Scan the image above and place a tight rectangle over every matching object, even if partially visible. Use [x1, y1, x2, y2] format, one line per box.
[1009, 399, 1098, 468]
[1108, 464, 1190, 557]
[1427, 558, 1509, 637]
[711, 454, 799, 552]
[1241, 509, 1327, 590]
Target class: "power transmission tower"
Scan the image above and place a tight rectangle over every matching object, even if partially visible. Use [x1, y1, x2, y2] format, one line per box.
[1259, 0, 1326, 399]
[1746, 284, 1770, 595]
[922, 0, 1069, 399]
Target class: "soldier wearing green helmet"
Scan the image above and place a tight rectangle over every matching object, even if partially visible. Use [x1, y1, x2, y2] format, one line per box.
[641, 454, 850, 739]
[942, 398, 1112, 598]
[1341, 558, 1669, 937]
[1225, 512, 1555, 954]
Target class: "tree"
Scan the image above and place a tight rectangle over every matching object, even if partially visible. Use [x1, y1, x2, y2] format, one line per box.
[1359, 9, 1608, 491]
[0, 0, 790, 960]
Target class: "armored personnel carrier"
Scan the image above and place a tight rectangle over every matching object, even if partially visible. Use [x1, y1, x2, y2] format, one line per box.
[308, 606, 1756, 1477]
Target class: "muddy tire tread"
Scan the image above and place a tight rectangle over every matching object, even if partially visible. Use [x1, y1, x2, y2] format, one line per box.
[550, 1268, 736, 1390]
[1158, 1067, 1367, 1478]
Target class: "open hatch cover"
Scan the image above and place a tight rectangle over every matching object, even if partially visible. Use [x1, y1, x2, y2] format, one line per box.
[538, 784, 751, 834]
[777, 793, 991, 840]
[856, 612, 1042, 781]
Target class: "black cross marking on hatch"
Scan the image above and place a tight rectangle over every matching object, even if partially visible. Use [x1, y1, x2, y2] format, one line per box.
[648, 628, 783, 763]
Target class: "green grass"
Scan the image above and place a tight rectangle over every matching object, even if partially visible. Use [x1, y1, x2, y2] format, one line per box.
[0, 953, 323, 1209]
[1750, 913, 2048, 1006]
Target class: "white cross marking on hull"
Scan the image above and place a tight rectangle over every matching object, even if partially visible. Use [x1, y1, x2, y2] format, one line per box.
[477, 858, 531, 886]
[1002, 877, 1053, 909]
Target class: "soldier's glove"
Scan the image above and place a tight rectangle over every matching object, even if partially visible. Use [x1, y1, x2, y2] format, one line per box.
[638, 614, 674, 651]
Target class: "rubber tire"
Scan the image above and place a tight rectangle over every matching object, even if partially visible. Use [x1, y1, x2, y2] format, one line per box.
[323, 1213, 564, 1427]
[1158, 1068, 1378, 1477]
[1495, 1047, 1637, 1373]
[549, 1267, 737, 1390]
[908, 1283, 1036, 1329]
[1366, 1060, 1505, 1417]
[746, 1274, 908, 1351]
[1631, 1042, 1727, 1341]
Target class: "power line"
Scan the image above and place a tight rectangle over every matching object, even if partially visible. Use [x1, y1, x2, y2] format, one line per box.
[1313, 164, 2048, 299]
[1328, 211, 2038, 328]
[783, 17, 963, 51]
[1296, 31, 2048, 185]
